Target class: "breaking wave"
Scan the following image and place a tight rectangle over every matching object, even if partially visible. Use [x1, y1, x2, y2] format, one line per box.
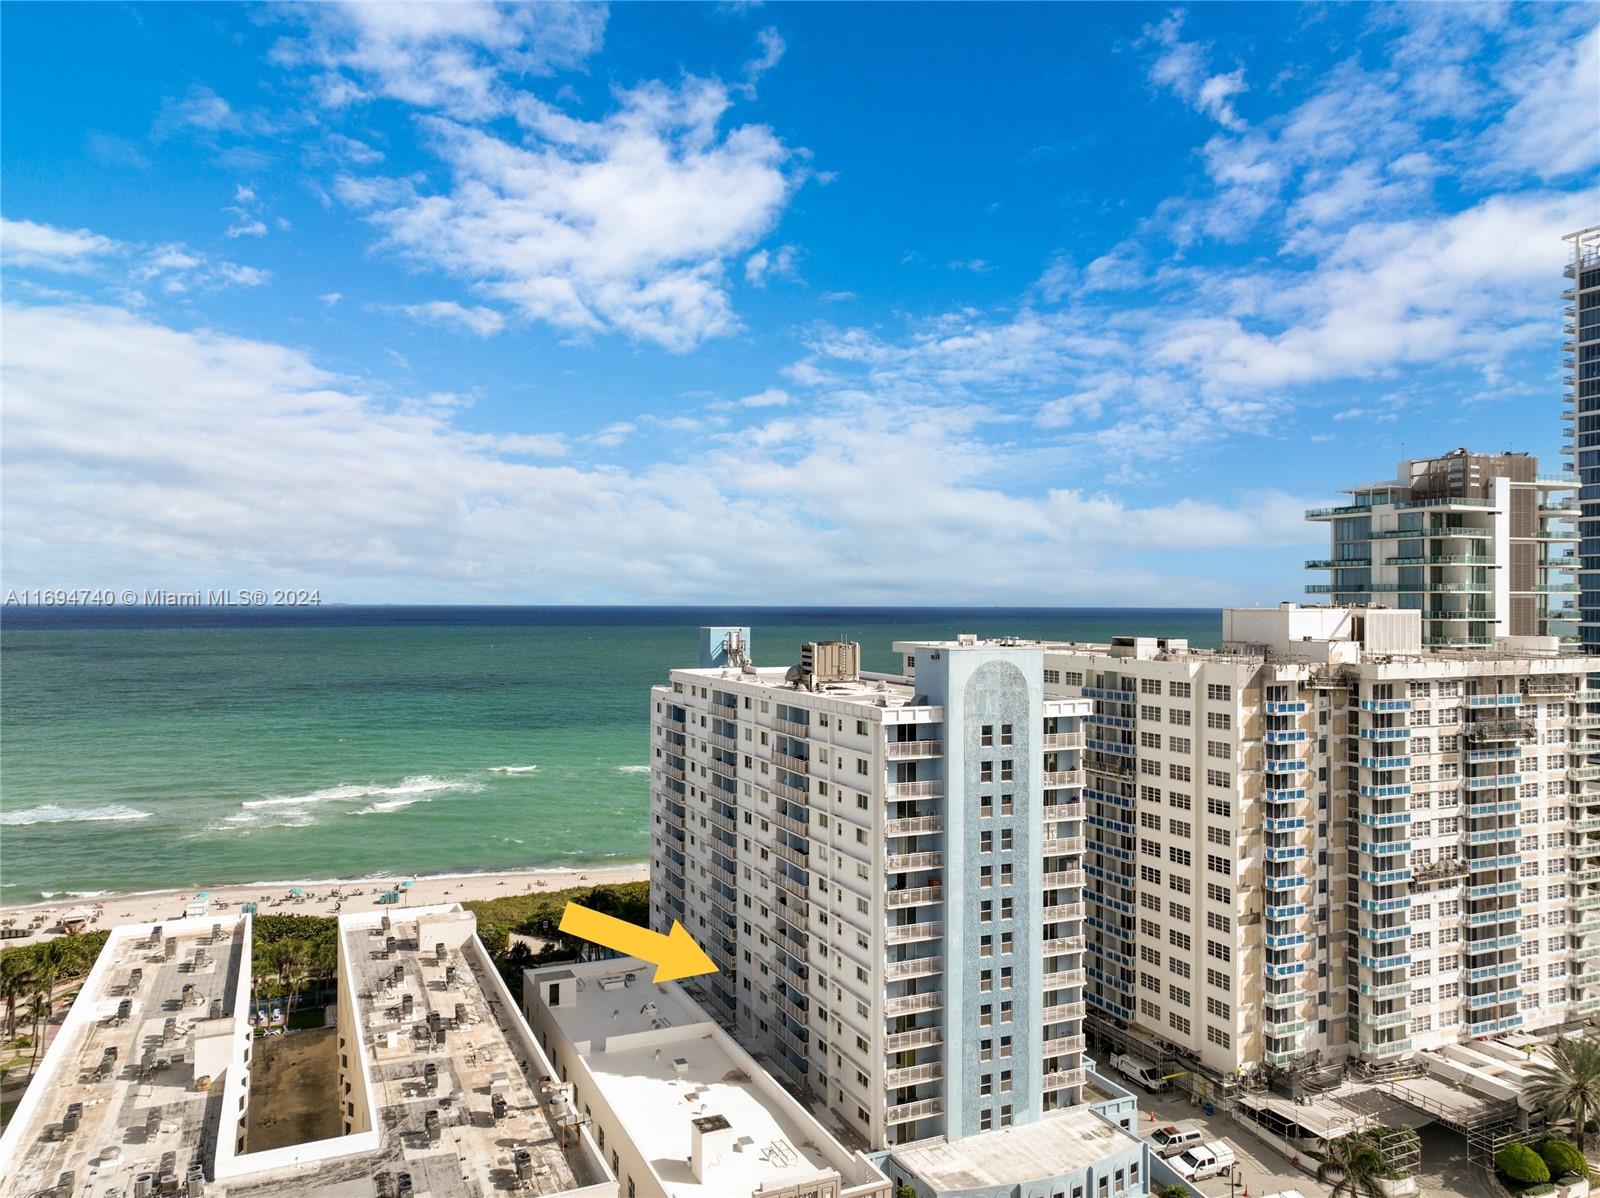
[243, 775, 480, 809]
[1, 804, 153, 827]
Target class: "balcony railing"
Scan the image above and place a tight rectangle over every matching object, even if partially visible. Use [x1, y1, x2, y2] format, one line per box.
[886, 740, 943, 759]
[886, 921, 942, 944]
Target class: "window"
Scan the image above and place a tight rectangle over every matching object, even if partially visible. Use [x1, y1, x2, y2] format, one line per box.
[981, 724, 994, 747]
[1206, 711, 1233, 730]
[1206, 683, 1232, 701]
[1171, 681, 1192, 698]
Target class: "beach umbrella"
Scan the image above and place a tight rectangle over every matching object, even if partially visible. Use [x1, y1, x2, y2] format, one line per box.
[195, 892, 210, 898]
[399, 880, 414, 889]
[288, 887, 305, 896]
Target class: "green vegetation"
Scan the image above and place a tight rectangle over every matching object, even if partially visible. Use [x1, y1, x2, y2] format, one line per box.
[1156, 1186, 1191, 1198]
[1538, 1135, 1588, 1181]
[0, 933, 109, 1074]
[1528, 1036, 1600, 1156]
[1496, 1144, 1552, 1187]
[250, 915, 337, 1011]
[1316, 1132, 1390, 1198]
[464, 882, 649, 990]
[894, 1186, 918, 1198]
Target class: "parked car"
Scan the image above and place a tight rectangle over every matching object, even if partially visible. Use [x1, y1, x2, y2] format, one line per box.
[1171, 1141, 1237, 1182]
[1110, 1051, 1169, 1092]
[1150, 1124, 1205, 1159]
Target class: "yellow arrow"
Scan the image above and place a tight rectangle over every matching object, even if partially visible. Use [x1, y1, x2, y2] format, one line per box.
[557, 903, 718, 984]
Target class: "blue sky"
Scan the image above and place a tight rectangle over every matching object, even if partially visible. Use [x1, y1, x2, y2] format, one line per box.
[2, 2, 1596, 605]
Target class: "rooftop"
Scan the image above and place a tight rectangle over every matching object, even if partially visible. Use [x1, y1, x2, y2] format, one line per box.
[890, 1105, 1142, 1191]
[0, 916, 248, 1198]
[281, 908, 601, 1197]
[0, 907, 611, 1198]
[529, 959, 886, 1198]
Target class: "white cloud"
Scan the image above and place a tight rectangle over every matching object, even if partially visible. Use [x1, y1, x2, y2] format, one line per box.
[392, 300, 506, 337]
[1143, 11, 1249, 131]
[272, 1, 608, 120]
[589, 421, 636, 448]
[0, 300, 1320, 604]
[741, 27, 785, 93]
[738, 388, 790, 408]
[1, 218, 118, 272]
[225, 218, 268, 239]
[342, 78, 794, 351]
[745, 244, 798, 286]
[2, 217, 268, 295]
[319, 292, 343, 307]
[1478, 22, 1600, 181]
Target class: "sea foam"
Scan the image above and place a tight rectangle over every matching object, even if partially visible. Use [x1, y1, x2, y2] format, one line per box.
[1, 804, 153, 827]
[243, 775, 480, 809]
[614, 765, 650, 775]
[488, 765, 539, 774]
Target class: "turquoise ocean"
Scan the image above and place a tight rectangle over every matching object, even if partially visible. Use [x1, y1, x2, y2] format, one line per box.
[0, 607, 1220, 902]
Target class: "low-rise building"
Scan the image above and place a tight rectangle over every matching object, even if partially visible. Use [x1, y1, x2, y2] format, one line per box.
[523, 956, 891, 1198]
[0, 906, 616, 1198]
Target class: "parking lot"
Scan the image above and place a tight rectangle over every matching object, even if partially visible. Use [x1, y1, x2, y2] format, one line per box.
[1130, 1085, 1498, 1198]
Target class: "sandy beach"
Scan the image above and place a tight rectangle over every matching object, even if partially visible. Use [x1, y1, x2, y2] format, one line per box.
[0, 863, 648, 946]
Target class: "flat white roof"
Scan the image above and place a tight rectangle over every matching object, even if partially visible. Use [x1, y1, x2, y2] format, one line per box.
[533, 960, 878, 1197]
[891, 1105, 1142, 1191]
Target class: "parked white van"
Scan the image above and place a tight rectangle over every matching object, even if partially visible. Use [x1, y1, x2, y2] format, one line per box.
[1110, 1051, 1169, 1092]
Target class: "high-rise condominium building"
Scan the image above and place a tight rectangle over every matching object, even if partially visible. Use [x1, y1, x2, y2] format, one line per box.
[1304, 448, 1577, 647]
[648, 628, 1088, 1150]
[893, 607, 1599, 1087]
[1565, 227, 1600, 652]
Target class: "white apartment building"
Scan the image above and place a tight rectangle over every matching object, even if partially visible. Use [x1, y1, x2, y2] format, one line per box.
[524, 957, 891, 1198]
[1305, 447, 1577, 646]
[647, 628, 1089, 1150]
[891, 606, 1599, 1089]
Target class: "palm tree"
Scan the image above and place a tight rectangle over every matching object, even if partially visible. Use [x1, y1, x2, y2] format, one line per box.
[1317, 1132, 1388, 1198]
[1528, 1035, 1600, 1156]
[0, 953, 35, 1039]
[25, 990, 53, 1076]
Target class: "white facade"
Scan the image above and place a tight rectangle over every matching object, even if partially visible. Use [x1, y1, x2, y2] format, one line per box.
[648, 630, 1089, 1150]
[888, 609, 1600, 1086]
[1305, 449, 1577, 646]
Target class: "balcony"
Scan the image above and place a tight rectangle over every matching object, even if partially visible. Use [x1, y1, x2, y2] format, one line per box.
[1043, 1033, 1087, 1056]
[1359, 841, 1412, 857]
[1465, 907, 1521, 927]
[884, 991, 943, 1016]
[1265, 701, 1309, 714]
[1043, 1068, 1087, 1091]
[774, 751, 810, 775]
[1358, 810, 1412, 827]
[1465, 988, 1522, 1010]
[1361, 756, 1413, 770]
[887, 740, 943, 759]
[885, 1026, 942, 1052]
[1042, 869, 1086, 888]
[1043, 1002, 1082, 1024]
[886, 885, 944, 910]
[1465, 774, 1521, 791]
[774, 717, 809, 737]
[887, 780, 944, 798]
[1044, 769, 1086, 788]
[1360, 980, 1413, 999]
[1044, 837, 1086, 857]
[1359, 727, 1412, 741]
[886, 1097, 944, 1124]
[1360, 1038, 1414, 1059]
[1264, 990, 1306, 1009]
[1043, 802, 1084, 823]
[1266, 729, 1309, 744]
[1043, 732, 1086, 750]
[884, 955, 942, 979]
[885, 816, 943, 837]
[1043, 902, 1086, 922]
[1468, 694, 1524, 708]
[1361, 1009, 1410, 1029]
[886, 851, 943, 872]
[886, 921, 942, 944]
[1044, 969, 1086, 990]
[886, 1062, 943, 1087]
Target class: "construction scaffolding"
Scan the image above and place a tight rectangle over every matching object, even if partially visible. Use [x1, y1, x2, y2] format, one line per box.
[1384, 1074, 1523, 1166]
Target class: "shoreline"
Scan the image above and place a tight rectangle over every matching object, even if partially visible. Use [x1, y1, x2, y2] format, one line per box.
[0, 862, 649, 946]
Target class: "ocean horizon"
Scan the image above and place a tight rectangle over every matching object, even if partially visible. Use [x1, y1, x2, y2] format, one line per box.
[0, 604, 1221, 901]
